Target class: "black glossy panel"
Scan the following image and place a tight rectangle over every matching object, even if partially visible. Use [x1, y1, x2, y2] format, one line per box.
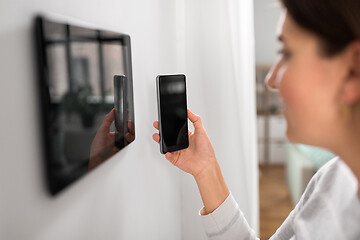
[35, 16, 135, 195]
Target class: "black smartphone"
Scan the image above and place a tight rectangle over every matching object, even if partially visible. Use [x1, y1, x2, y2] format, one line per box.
[156, 74, 189, 154]
[114, 75, 127, 149]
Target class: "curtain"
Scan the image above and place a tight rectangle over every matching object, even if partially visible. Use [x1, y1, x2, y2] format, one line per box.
[177, 0, 259, 238]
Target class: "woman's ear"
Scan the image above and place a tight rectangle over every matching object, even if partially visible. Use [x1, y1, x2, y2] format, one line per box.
[342, 41, 360, 105]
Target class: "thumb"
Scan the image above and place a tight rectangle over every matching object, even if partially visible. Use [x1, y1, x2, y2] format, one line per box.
[187, 109, 204, 133]
[101, 109, 115, 131]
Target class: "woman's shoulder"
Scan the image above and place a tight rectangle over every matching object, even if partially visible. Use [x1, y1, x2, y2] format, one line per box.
[299, 156, 357, 206]
[305, 156, 339, 184]
[297, 156, 340, 205]
[314, 156, 354, 184]
[293, 157, 360, 239]
[314, 156, 340, 178]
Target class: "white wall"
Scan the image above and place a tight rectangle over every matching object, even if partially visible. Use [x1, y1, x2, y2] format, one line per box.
[0, 0, 258, 239]
[254, 0, 282, 65]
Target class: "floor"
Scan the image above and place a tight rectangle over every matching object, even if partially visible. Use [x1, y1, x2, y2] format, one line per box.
[259, 165, 293, 240]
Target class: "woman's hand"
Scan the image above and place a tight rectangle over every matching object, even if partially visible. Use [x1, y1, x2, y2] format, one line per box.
[152, 108, 229, 214]
[152, 109, 217, 178]
[89, 109, 119, 170]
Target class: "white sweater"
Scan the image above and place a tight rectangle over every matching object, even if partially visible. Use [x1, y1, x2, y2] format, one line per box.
[200, 157, 360, 239]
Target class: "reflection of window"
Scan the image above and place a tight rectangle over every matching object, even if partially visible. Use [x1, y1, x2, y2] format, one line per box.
[44, 22, 126, 103]
[72, 58, 90, 89]
[71, 42, 99, 95]
[47, 45, 68, 97]
[103, 43, 124, 96]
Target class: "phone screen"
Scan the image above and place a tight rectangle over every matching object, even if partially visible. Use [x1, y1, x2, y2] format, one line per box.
[157, 74, 188, 152]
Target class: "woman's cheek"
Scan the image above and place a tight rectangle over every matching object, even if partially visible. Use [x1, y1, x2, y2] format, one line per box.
[277, 68, 296, 109]
[278, 74, 303, 141]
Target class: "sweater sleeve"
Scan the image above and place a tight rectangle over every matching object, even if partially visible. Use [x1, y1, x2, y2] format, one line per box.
[199, 159, 336, 240]
[199, 193, 259, 240]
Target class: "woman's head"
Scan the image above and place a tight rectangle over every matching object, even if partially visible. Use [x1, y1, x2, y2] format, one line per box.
[281, 0, 360, 57]
[266, 0, 360, 153]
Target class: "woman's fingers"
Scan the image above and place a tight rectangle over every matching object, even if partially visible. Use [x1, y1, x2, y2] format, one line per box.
[153, 121, 160, 143]
[187, 109, 204, 132]
[152, 133, 160, 143]
[152, 133, 181, 166]
[153, 121, 159, 130]
[101, 109, 115, 132]
[165, 152, 172, 160]
[165, 152, 175, 164]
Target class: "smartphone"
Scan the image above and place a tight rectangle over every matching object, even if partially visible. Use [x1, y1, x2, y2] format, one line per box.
[114, 75, 127, 149]
[156, 74, 189, 154]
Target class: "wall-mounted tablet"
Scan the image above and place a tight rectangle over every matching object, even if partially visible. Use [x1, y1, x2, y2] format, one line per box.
[34, 15, 135, 195]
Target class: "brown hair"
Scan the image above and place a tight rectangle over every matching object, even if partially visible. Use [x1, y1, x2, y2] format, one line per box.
[280, 0, 360, 57]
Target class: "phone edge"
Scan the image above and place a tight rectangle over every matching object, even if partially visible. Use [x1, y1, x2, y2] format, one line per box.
[156, 76, 166, 154]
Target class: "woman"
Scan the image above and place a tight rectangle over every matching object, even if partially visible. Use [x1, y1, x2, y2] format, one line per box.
[153, 0, 360, 239]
